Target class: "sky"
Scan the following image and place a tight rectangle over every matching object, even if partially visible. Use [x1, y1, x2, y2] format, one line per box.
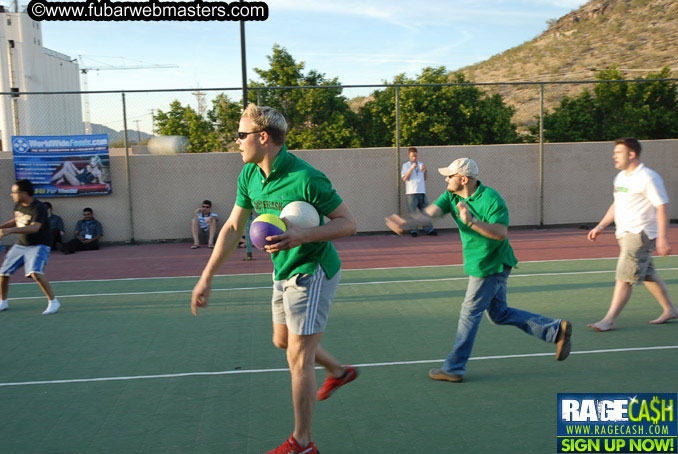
[4, 0, 590, 133]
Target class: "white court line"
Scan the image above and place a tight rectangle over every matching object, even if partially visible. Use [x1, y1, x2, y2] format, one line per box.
[13, 255, 664, 285]
[9, 268, 678, 301]
[1, 345, 676, 388]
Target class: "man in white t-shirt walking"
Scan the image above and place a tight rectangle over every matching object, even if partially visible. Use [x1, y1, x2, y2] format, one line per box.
[587, 137, 677, 331]
[401, 147, 436, 237]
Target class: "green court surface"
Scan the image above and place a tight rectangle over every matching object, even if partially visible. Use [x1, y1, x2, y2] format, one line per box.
[1, 257, 677, 453]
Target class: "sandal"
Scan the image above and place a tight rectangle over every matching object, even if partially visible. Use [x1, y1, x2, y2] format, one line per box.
[190, 244, 200, 249]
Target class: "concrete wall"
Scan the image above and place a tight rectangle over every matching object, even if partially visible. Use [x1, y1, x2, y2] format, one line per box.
[0, 140, 676, 244]
[399, 144, 542, 227]
[542, 140, 678, 224]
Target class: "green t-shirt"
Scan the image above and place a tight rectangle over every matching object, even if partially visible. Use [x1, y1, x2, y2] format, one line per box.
[433, 182, 518, 277]
[236, 145, 343, 280]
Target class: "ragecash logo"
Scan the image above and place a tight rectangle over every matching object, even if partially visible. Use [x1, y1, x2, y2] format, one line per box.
[557, 393, 677, 453]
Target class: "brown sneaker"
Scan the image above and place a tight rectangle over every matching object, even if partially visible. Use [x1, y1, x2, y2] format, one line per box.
[428, 368, 464, 382]
[555, 320, 572, 361]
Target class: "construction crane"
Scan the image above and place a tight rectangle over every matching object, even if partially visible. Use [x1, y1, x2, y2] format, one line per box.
[78, 56, 178, 134]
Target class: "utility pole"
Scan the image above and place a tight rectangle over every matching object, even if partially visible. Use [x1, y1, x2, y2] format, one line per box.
[149, 109, 155, 135]
[192, 89, 206, 117]
[134, 119, 141, 143]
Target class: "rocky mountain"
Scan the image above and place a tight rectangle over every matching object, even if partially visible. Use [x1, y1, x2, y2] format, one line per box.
[461, 0, 678, 129]
[90, 123, 153, 144]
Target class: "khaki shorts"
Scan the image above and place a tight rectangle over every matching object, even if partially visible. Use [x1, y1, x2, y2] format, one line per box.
[271, 265, 340, 335]
[616, 232, 656, 284]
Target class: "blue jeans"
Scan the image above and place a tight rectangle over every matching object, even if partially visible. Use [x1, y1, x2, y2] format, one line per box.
[442, 266, 561, 375]
[406, 193, 433, 234]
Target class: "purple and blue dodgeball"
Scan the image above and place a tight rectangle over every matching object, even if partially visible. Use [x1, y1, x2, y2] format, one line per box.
[249, 213, 287, 250]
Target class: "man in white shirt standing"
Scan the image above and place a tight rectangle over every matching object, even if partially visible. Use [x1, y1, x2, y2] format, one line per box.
[401, 147, 436, 237]
[587, 137, 677, 331]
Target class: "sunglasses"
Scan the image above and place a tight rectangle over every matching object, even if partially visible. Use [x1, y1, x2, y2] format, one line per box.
[237, 130, 263, 140]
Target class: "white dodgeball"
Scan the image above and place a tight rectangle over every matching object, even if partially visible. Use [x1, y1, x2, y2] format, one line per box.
[280, 201, 320, 229]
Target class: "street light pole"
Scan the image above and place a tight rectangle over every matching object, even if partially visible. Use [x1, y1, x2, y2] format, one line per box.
[239, 3, 254, 260]
[240, 0, 248, 109]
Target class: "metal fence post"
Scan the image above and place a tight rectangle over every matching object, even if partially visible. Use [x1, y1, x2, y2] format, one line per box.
[395, 86, 401, 216]
[539, 83, 545, 226]
[244, 214, 254, 261]
[122, 92, 136, 243]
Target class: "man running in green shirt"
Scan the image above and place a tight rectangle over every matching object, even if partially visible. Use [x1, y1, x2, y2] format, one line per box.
[191, 104, 358, 454]
[386, 158, 572, 382]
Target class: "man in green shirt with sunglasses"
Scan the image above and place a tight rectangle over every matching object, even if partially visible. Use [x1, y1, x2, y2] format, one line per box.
[191, 104, 358, 454]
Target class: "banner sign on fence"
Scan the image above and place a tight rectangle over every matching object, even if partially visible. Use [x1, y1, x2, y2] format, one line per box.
[11, 135, 112, 197]
[557, 393, 677, 453]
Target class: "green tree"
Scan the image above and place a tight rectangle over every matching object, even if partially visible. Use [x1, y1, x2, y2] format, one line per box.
[154, 100, 216, 153]
[358, 67, 520, 146]
[249, 45, 361, 149]
[355, 87, 395, 148]
[530, 91, 599, 142]
[533, 67, 678, 142]
[206, 94, 243, 152]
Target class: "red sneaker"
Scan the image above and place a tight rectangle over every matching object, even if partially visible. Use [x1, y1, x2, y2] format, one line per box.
[316, 365, 358, 401]
[265, 434, 318, 454]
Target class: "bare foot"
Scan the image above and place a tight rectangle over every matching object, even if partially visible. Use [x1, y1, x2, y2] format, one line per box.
[587, 320, 616, 332]
[649, 310, 678, 324]
[190, 244, 200, 249]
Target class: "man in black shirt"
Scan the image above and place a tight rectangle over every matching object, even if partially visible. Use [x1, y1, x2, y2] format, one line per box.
[44, 202, 65, 249]
[0, 180, 61, 314]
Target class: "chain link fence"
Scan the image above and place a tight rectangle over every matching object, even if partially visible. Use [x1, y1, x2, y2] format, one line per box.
[0, 79, 677, 245]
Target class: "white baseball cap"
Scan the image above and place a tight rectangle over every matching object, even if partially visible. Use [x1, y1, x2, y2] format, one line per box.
[438, 158, 479, 178]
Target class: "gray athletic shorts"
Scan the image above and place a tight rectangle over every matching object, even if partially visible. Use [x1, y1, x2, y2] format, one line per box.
[271, 265, 340, 335]
[616, 232, 656, 284]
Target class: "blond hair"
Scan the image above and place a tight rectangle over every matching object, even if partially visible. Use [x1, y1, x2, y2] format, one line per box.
[241, 104, 287, 145]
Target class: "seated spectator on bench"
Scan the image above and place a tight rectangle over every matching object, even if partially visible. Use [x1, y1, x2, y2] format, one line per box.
[191, 200, 218, 249]
[44, 202, 65, 250]
[62, 208, 103, 255]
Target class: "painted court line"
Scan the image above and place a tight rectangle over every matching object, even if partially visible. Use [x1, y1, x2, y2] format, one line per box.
[15, 255, 674, 285]
[9, 267, 678, 301]
[1, 345, 675, 388]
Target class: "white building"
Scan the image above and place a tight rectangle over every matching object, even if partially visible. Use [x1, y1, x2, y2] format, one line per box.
[0, 7, 83, 152]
